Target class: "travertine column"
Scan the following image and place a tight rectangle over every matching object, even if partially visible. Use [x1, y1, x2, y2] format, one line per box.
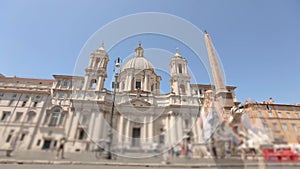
[177, 116, 183, 142]
[144, 75, 149, 91]
[142, 117, 147, 142]
[125, 119, 130, 143]
[170, 115, 176, 145]
[148, 116, 153, 143]
[127, 74, 133, 91]
[164, 116, 169, 145]
[88, 112, 95, 140]
[94, 113, 102, 141]
[118, 115, 124, 143]
[101, 113, 108, 140]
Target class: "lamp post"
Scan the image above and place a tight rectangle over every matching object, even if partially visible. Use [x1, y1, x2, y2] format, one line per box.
[107, 57, 121, 160]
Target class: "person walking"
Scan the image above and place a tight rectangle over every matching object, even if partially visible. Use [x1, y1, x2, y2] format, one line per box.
[247, 139, 256, 160]
[211, 138, 217, 158]
[187, 141, 193, 159]
[56, 138, 66, 159]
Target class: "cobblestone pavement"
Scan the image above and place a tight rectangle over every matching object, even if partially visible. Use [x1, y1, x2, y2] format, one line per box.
[1, 151, 300, 169]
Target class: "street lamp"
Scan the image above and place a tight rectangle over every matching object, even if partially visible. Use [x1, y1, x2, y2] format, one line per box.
[107, 57, 121, 160]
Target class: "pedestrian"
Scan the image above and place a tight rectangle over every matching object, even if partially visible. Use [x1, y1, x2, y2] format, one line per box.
[211, 138, 217, 158]
[174, 145, 181, 157]
[187, 141, 193, 159]
[247, 139, 256, 160]
[56, 138, 66, 159]
[161, 144, 170, 164]
[152, 142, 158, 156]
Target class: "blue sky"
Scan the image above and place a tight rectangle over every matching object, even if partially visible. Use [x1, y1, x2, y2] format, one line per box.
[0, 0, 300, 104]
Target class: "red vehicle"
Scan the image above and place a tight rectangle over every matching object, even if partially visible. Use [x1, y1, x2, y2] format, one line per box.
[262, 146, 299, 162]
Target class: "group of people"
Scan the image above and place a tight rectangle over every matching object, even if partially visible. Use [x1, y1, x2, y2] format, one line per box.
[209, 137, 257, 159]
[152, 141, 193, 158]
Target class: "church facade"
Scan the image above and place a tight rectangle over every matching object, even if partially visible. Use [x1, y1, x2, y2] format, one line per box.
[0, 35, 239, 153]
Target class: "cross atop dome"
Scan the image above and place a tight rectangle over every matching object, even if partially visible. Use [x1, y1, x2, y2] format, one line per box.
[134, 41, 144, 57]
[99, 42, 105, 50]
[174, 47, 182, 58]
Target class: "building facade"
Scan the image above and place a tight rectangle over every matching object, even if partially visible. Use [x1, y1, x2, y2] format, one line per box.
[239, 100, 300, 146]
[0, 36, 239, 153]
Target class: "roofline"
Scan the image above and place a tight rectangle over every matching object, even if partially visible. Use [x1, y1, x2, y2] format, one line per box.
[0, 76, 54, 83]
[52, 75, 84, 79]
[243, 102, 300, 108]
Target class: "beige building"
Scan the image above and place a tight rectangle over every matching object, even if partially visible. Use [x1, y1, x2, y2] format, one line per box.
[237, 99, 300, 146]
[0, 34, 239, 154]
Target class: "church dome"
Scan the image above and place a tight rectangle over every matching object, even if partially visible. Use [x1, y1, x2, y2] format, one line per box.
[121, 43, 155, 71]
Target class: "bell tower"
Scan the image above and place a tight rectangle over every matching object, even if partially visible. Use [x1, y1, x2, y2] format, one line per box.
[169, 48, 191, 96]
[83, 43, 109, 91]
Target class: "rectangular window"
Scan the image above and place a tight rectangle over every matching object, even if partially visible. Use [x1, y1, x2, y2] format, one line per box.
[78, 128, 86, 140]
[0, 93, 4, 97]
[20, 133, 26, 141]
[263, 123, 269, 130]
[33, 102, 38, 107]
[286, 112, 291, 118]
[295, 112, 299, 119]
[21, 101, 27, 107]
[258, 111, 263, 118]
[292, 123, 298, 132]
[12, 94, 17, 98]
[56, 80, 61, 87]
[1, 111, 11, 121]
[63, 81, 68, 87]
[272, 123, 278, 130]
[135, 81, 141, 89]
[14, 112, 23, 122]
[277, 112, 282, 118]
[268, 112, 273, 118]
[25, 95, 30, 99]
[282, 123, 288, 131]
[6, 130, 14, 143]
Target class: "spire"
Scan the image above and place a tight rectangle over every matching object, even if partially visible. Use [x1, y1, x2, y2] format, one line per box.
[204, 33, 227, 94]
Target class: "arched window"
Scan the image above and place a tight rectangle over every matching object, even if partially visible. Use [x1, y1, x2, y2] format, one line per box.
[26, 111, 36, 123]
[179, 84, 186, 95]
[90, 79, 97, 89]
[95, 58, 100, 68]
[47, 108, 66, 127]
[135, 80, 141, 89]
[178, 64, 183, 74]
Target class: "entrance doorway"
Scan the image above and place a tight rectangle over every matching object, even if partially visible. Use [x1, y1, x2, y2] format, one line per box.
[42, 139, 52, 149]
[131, 128, 141, 147]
